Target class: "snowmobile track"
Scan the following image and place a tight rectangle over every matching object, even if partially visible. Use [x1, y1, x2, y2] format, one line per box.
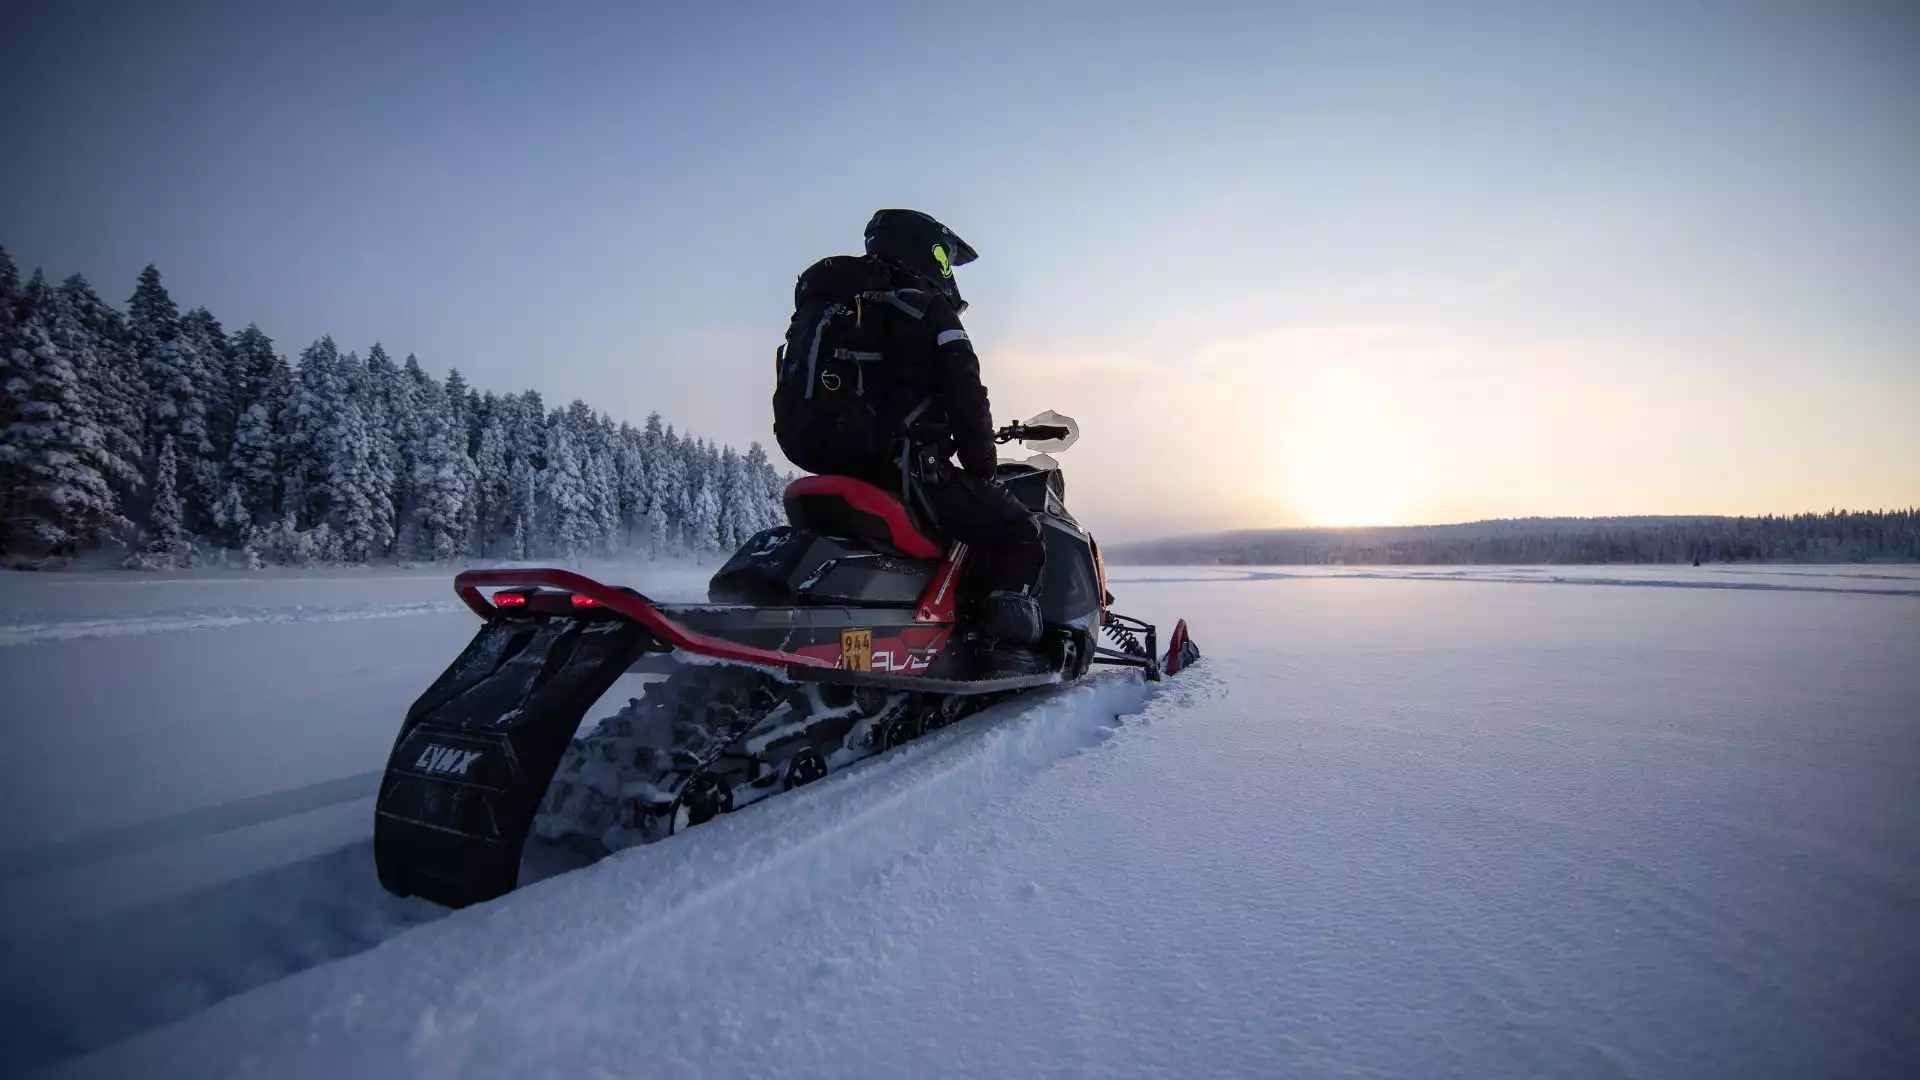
[532, 655, 1069, 857]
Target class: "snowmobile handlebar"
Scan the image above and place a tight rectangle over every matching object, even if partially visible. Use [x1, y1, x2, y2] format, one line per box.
[995, 423, 1072, 443]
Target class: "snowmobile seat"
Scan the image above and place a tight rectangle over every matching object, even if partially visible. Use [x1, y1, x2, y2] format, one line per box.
[783, 476, 943, 559]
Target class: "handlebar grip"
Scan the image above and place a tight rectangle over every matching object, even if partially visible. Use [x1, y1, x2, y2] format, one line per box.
[1022, 425, 1071, 440]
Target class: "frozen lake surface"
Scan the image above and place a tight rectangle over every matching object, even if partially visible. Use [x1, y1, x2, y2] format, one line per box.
[0, 562, 1914, 1079]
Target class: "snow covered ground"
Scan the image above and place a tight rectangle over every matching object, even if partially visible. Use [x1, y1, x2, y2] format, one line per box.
[1, 563, 1915, 1078]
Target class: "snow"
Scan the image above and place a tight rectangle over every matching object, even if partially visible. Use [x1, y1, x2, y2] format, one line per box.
[2, 563, 1916, 1079]
[0, 600, 464, 647]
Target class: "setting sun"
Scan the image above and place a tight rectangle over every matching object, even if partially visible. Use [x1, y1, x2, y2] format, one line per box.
[1283, 369, 1420, 527]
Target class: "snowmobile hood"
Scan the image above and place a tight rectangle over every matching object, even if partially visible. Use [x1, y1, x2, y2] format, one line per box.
[794, 254, 893, 306]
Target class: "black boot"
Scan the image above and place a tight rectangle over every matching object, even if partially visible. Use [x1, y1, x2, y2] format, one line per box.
[975, 591, 1050, 678]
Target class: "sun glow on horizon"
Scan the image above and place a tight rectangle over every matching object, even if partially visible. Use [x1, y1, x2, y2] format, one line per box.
[1282, 369, 1423, 528]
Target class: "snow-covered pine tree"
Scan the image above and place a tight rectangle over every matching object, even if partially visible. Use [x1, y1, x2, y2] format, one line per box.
[675, 432, 701, 552]
[541, 419, 593, 560]
[648, 424, 684, 556]
[0, 247, 17, 323]
[224, 325, 279, 527]
[563, 399, 593, 439]
[363, 345, 402, 554]
[584, 440, 620, 557]
[742, 442, 783, 536]
[445, 369, 472, 455]
[264, 351, 300, 523]
[445, 378, 483, 549]
[470, 402, 508, 556]
[687, 458, 722, 557]
[181, 307, 231, 523]
[407, 368, 474, 561]
[748, 448, 777, 540]
[557, 402, 594, 553]
[123, 264, 175, 380]
[56, 275, 145, 506]
[639, 413, 665, 554]
[532, 406, 563, 553]
[211, 479, 250, 548]
[456, 464, 481, 556]
[615, 421, 649, 550]
[717, 445, 748, 551]
[128, 268, 216, 534]
[143, 435, 187, 565]
[568, 405, 620, 557]
[330, 395, 376, 562]
[123, 265, 172, 470]
[734, 443, 763, 540]
[686, 438, 725, 554]
[125, 268, 176, 457]
[362, 398, 397, 559]
[0, 274, 125, 556]
[324, 350, 376, 562]
[0, 249, 20, 532]
[504, 391, 545, 557]
[279, 336, 343, 526]
[510, 470, 532, 559]
[390, 353, 433, 552]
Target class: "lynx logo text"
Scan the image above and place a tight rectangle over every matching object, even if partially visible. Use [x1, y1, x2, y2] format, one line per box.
[415, 744, 481, 777]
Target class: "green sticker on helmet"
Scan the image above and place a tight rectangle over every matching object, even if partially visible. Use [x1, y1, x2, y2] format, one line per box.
[932, 244, 953, 278]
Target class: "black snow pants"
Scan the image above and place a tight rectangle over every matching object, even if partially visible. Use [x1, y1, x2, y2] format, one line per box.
[918, 470, 1046, 598]
[840, 461, 1045, 598]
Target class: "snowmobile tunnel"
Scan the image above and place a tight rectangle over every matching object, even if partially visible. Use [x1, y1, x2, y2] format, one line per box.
[454, 568, 840, 672]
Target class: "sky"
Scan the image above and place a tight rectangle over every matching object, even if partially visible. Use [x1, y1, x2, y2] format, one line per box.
[1, 0, 1915, 541]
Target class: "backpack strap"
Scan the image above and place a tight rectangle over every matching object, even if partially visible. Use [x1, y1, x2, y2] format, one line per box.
[859, 288, 926, 320]
[800, 302, 844, 400]
[831, 347, 885, 395]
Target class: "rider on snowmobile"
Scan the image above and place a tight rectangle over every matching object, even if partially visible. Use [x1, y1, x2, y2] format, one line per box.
[773, 209, 1048, 676]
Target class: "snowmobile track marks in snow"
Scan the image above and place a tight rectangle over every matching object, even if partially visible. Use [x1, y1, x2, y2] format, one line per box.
[444, 672, 1159, 1017]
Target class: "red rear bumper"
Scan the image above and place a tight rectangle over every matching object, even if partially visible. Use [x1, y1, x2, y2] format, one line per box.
[453, 568, 839, 671]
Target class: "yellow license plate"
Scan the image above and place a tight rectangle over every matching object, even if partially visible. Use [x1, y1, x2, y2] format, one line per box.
[840, 628, 873, 672]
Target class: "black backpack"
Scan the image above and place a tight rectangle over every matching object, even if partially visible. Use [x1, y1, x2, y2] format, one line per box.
[773, 255, 929, 470]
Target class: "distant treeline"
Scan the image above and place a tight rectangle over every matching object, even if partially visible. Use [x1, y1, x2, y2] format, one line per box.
[1111, 510, 1920, 566]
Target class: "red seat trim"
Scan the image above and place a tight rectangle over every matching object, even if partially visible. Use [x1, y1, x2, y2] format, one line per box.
[784, 475, 942, 559]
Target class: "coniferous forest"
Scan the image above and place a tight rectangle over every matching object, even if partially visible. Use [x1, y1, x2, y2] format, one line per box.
[1113, 511, 1920, 566]
[0, 247, 790, 569]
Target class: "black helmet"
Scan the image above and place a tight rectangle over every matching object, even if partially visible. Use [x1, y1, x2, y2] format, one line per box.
[863, 209, 978, 312]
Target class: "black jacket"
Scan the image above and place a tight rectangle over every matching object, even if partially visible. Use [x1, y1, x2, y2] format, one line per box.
[887, 284, 996, 475]
[776, 256, 997, 478]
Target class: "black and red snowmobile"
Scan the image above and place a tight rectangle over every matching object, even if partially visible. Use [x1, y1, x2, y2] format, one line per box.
[373, 415, 1198, 908]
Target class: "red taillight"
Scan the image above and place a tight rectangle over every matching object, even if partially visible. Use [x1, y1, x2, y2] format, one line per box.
[570, 594, 598, 608]
[495, 592, 529, 608]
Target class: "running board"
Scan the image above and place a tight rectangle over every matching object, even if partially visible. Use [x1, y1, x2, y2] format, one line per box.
[786, 666, 1064, 695]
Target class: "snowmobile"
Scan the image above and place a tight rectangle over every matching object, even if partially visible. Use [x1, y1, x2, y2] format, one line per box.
[373, 414, 1199, 908]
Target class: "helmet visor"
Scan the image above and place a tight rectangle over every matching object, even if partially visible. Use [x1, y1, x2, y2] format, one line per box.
[944, 234, 978, 267]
